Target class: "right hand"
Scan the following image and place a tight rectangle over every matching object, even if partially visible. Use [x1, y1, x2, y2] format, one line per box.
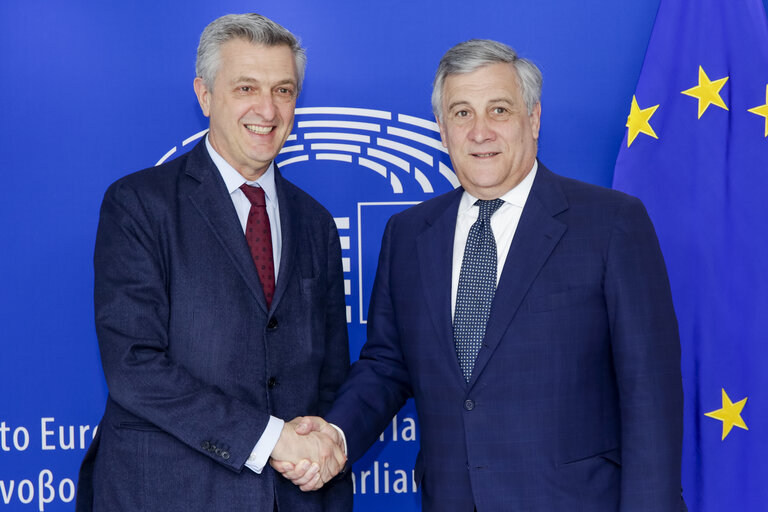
[269, 416, 346, 491]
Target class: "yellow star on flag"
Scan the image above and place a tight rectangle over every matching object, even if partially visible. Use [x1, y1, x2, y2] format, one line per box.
[748, 84, 768, 137]
[704, 388, 748, 440]
[681, 66, 729, 119]
[626, 95, 659, 147]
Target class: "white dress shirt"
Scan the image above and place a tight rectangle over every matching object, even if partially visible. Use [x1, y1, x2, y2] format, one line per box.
[205, 137, 284, 474]
[451, 161, 538, 319]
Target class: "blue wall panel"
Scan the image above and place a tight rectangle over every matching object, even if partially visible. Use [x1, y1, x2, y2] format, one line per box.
[1, 1, 664, 509]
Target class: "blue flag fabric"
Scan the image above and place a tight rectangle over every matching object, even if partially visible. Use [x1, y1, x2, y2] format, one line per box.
[613, 1, 768, 509]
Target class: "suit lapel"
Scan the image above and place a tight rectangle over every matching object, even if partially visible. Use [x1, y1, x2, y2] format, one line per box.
[469, 164, 568, 388]
[184, 141, 269, 313]
[416, 188, 465, 385]
[270, 166, 296, 313]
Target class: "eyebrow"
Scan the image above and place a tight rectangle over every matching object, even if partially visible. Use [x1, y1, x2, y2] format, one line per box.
[447, 97, 516, 111]
[487, 98, 515, 106]
[273, 79, 297, 88]
[447, 100, 470, 111]
[231, 76, 260, 85]
[230, 76, 297, 87]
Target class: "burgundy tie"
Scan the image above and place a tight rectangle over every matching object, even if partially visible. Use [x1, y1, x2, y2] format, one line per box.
[240, 184, 275, 308]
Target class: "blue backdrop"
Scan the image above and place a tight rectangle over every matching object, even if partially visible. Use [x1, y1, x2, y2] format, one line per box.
[4, 1, 761, 510]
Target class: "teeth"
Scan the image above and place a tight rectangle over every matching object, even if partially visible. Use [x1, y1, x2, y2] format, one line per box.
[245, 124, 273, 134]
[474, 153, 496, 157]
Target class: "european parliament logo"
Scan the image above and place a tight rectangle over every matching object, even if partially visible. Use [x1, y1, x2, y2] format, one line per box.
[276, 107, 457, 330]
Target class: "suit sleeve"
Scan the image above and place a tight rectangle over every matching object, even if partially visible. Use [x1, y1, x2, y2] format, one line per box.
[93, 181, 271, 472]
[312, 214, 355, 508]
[326, 216, 413, 463]
[604, 195, 684, 510]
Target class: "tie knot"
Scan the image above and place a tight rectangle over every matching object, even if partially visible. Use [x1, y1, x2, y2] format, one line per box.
[475, 198, 504, 220]
[240, 184, 266, 206]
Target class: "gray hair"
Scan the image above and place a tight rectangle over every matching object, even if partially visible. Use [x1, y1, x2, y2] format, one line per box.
[196, 13, 307, 92]
[432, 39, 542, 121]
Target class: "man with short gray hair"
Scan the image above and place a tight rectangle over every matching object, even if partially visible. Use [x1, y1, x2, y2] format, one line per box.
[278, 39, 685, 511]
[76, 13, 351, 511]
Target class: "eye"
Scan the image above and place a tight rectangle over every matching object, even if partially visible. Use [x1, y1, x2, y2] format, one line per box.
[455, 110, 469, 118]
[492, 106, 508, 115]
[275, 86, 295, 97]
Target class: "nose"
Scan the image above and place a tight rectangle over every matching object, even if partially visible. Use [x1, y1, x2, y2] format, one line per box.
[251, 92, 277, 121]
[468, 114, 495, 144]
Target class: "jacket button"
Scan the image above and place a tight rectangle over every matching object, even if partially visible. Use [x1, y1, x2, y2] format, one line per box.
[268, 377, 277, 388]
[208, 444, 216, 452]
[464, 399, 475, 411]
[201, 441, 210, 450]
[221, 451, 230, 460]
[267, 317, 278, 330]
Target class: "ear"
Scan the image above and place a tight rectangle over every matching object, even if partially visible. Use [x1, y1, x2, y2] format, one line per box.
[435, 114, 449, 149]
[529, 102, 542, 141]
[193, 77, 211, 117]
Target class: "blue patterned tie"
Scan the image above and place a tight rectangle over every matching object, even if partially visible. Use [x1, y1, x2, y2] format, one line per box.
[454, 198, 504, 382]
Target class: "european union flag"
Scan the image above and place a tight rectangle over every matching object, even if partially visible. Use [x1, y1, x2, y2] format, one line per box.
[613, 0, 768, 509]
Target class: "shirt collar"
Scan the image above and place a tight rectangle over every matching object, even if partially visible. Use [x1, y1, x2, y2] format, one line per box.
[205, 135, 278, 203]
[459, 160, 538, 213]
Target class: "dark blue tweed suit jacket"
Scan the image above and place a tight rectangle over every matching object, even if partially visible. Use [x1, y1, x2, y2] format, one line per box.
[77, 140, 352, 512]
[327, 163, 685, 511]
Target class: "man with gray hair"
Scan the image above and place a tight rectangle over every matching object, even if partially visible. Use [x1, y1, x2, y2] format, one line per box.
[76, 13, 351, 511]
[277, 39, 685, 511]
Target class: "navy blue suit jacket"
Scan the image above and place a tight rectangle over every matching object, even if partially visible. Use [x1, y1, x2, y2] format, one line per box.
[77, 140, 352, 511]
[327, 163, 684, 511]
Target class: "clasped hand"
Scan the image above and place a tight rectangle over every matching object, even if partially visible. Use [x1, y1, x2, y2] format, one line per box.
[269, 416, 345, 491]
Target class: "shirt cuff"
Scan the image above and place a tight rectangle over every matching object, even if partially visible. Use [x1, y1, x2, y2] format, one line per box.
[244, 416, 284, 474]
[329, 423, 348, 456]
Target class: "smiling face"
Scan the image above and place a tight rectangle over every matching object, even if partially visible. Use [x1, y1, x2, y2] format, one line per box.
[437, 62, 541, 200]
[193, 39, 298, 180]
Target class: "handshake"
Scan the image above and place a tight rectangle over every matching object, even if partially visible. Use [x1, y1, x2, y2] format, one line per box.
[269, 416, 345, 491]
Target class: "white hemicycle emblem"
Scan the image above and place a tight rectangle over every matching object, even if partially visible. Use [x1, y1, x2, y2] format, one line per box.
[276, 107, 458, 193]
